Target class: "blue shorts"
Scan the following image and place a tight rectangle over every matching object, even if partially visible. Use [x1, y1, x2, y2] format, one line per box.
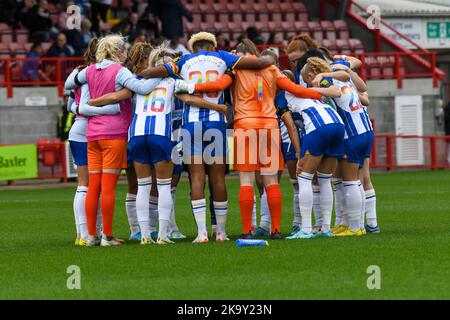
[301, 124, 345, 158]
[182, 121, 227, 158]
[282, 142, 297, 161]
[69, 141, 88, 166]
[342, 131, 374, 167]
[128, 135, 174, 165]
[126, 145, 133, 169]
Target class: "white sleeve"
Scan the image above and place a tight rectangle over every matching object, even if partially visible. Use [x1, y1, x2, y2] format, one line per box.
[78, 84, 121, 116]
[118, 68, 162, 95]
[65, 68, 87, 90]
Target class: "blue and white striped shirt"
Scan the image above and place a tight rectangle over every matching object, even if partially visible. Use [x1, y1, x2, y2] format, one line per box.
[129, 77, 175, 140]
[330, 79, 373, 139]
[284, 92, 343, 136]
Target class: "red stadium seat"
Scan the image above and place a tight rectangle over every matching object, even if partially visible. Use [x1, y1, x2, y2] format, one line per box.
[230, 12, 244, 24]
[257, 11, 269, 24]
[0, 43, 10, 59]
[9, 43, 27, 55]
[271, 12, 283, 23]
[204, 13, 216, 25]
[334, 20, 350, 39]
[228, 22, 243, 40]
[336, 39, 352, 55]
[267, 2, 281, 12]
[285, 10, 296, 23]
[378, 56, 395, 79]
[281, 21, 296, 33]
[202, 0, 214, 8]
[268, 21, 282, 32]
[366, 56, 381, 78]
[320, 21, 336, 42]
[280, 2, 293, 11]
[246, 12, 257, 24]
[294, 21, 310, 36]
[192, 13, 202, 25]
[308, 21, 323, 42]
[349, 38, 365, 54]
[0, 23, 11, 31]
[240, 1, 256, 12]
[0, 32, 13, 43]
[15, 29, 29, 43]
[322, 39, 338, 54]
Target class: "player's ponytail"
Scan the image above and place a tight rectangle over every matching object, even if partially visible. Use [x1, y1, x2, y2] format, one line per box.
[304, 57, 332, 77]
[96, 35, 127, 63]
[127, 42, 153, 74]
[287, 33, 318, 54]
[148, 42, 174, 68]
[83, 37, 98, 65]
[76, 37, 98, 71]
[236, 39, 260, 57]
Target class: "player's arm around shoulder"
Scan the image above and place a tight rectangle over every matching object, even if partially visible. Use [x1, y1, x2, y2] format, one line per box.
[234, 55, 276, 70]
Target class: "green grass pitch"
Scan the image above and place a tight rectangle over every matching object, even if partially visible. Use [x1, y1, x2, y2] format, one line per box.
[0, 171, 449, 299]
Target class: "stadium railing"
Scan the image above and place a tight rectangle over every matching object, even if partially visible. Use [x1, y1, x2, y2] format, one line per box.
[0, 49, 442, 98]
[370, 134, 450, 170]
[322, 0, 445, 87]
[355, 51, 439, 89]
[0, 57, 84, 98]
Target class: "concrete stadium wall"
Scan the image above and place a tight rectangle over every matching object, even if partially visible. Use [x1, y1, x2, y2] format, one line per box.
[0, 88, 63, 144]
[366, 78, 444, 135]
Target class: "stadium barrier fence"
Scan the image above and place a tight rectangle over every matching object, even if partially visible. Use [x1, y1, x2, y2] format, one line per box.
[370, 134, 450, 170]
[2, 134, 450, 185]
[0, 49, 441, 99]
[0, 57, 84, 98]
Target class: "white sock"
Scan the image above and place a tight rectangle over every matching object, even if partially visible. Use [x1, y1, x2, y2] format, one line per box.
[137, 177, 152, 238]
[157, 178, 172, 240]
[260, 191, 271, 231]
[251, 195, 257, 228]
[168, 186, 179, 232]
[317, 172, 333, 232]
[75, 186, 88, 239]
[125, 193, 139, 234]
[291, 178, 301, 227]
[149, 194, 159, 233]
[312, 184, 322, 227]
[343, 180, 362, 232]
[192, 199, 207, 236]
[213, 200, 228, 235]
[298, 172, 314, 233]
[365, 188, 377, 227]
[73, 190, 80, 237]
[359, 183, 366, 229]
[332, 178, 345, 226]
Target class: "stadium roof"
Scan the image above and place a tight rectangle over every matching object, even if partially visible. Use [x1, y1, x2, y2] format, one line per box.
[354, 0, 450, 17]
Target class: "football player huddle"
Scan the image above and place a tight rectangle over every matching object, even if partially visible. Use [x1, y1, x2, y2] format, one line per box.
[65, 31, 379, 247]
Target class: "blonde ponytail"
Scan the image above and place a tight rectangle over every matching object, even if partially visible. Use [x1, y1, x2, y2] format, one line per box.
[95, 35, 127, 63]
[148, 43, 174, 68]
